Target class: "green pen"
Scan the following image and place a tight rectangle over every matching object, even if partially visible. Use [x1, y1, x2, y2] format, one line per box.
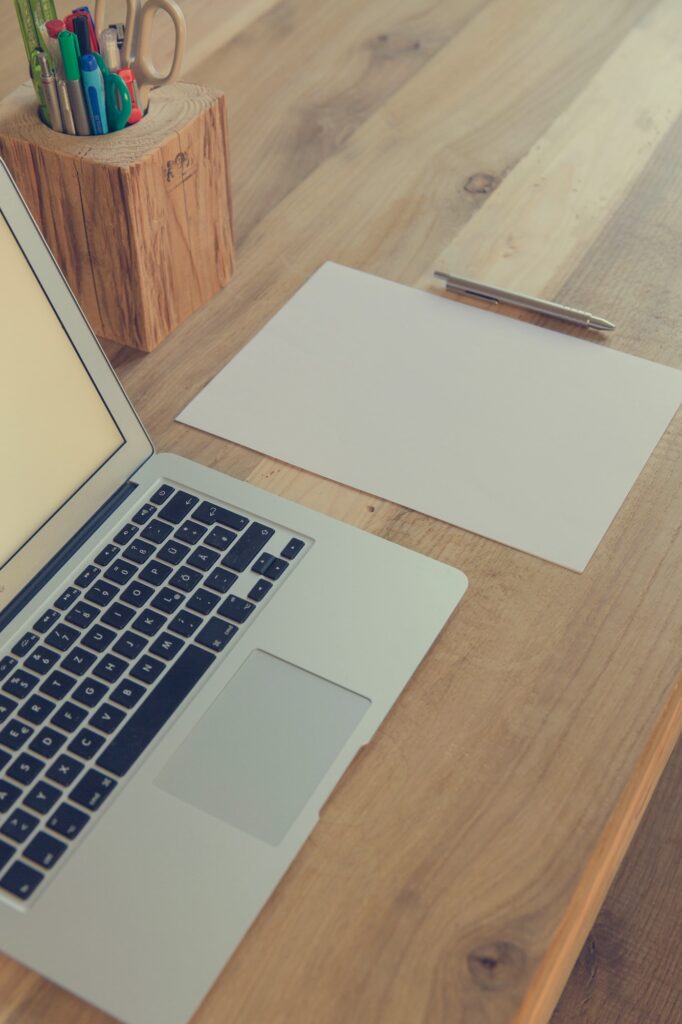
[93, 52, 132, 131]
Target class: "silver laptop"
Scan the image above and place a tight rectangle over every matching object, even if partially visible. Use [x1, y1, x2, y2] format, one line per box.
[0, 159, 467, 1024]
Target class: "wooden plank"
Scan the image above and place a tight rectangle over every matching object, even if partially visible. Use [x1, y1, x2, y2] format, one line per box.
[551, 739, 682, 1024]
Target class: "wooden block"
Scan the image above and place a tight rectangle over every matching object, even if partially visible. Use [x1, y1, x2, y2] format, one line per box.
[0, 81, 234, 351]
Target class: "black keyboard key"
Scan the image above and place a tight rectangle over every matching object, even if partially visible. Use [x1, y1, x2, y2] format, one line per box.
[104, 559, 137, 586]
[12, 632, 39, 658]
[24, 646, 59, 675]
[86, 581, 119, 607]
[120, 581, 154, 608]
[2, 808, 39, 843]
[113, 522, 138, 545]
[24, 781, 60, 814]
[24, 832, 67, 869]
[95, 544, 120, 567]
[204, 526, 237, 551]
[204, 568, 238, 594]
[45, 623, 79, 652]
[71, 682, 107, 710]
[281, 538, 305, 559]
[3, 669, 39, 699]
[124, 540, 156, 565]
[29, 727, 67, 760]
[157, 490, 199, 525]
[130, 655, 165, 684]
[18, 696, 56, 725]
[46, 754, 85, 787]
[0, 657, 17, 682]
[0, 839, 14, 871]
[221, 523, 274, 572]
[40, 670, 77, 701]
[262, 557, 289, 581]
[46, 802, 89, 839]
[7, 752, 44, 785]
[186, 588, 220, 615]
[101, 602, 135, 630]
[196, 617, 238, 652]
[150, 588, 184, 614]
[110, 681, 145, 709]
[174, 521, 206, 545]
[168, 609, 202, 637]
[0, 696, 18, 723]
[140, 519, 173, 543]
[55, 587, 80, 610]
[74, 564, 101, 588]
[252, 553, 274, 574]
[139, 560, 172, 586]
[187, 545, 220, 571]
[0, 861, 43, 900]
[218, 595, 255, 624]
[68, 728, 106, 760]
[168, 567, 202, 593]
[112, 631, 146, 659]
[51, 700, 89, 731]
[150, 632, 184, 660]
[0, 721, 33, 751]
[192, 502, 249, 531]
[149, 484, 175, 505]
[97, 645, 216, 777]
[82, 625, 116, 653]
[0, 780, 22, 812]
[248, 579, 272, 602]
[132, 502, 156, 525]
[70, 769, 117, 812]
[133, 609, 167, 636]
[92, 655, 127, 684]
[0, 750, 10, 771]
[89, 703, 125, 735]
[157, 541, 189, 566]
[61, 647, 96, 676]
[65, 601, 98, 629]
[33, 610, 59, 634]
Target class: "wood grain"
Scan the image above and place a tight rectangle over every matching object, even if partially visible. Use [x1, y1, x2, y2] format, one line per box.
[0, 1, 680, 1023]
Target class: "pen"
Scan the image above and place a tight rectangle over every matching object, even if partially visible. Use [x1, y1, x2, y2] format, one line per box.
[59, 30, 91, 135]
[37, 49, 63, 131]
[56, 77, 77, 134]
[72, 13, 93, 55]
[99, 26, 120, 70]
[80, 52, 108, 133]
[45, 18, 65, 74]
[434, 272, 615, 331]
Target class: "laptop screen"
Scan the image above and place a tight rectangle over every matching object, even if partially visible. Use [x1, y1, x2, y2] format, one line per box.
[0, 211, 124, 570]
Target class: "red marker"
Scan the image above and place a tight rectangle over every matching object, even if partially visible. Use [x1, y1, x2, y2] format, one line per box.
[115, 68, 143, 124]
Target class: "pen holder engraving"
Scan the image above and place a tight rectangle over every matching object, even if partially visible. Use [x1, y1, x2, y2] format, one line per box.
[0, 81, 234, 352]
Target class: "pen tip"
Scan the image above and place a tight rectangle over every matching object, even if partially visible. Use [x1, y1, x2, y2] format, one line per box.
[590, 318, 615, 331]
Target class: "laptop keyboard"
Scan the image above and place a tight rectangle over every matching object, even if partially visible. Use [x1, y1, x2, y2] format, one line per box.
[0, 484, 307, 904]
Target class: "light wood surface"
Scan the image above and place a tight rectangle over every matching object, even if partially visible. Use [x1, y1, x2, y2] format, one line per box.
[1, 2, 681, 1023]
[552, 737, 682, 1024]
[0, 82, 234, 351]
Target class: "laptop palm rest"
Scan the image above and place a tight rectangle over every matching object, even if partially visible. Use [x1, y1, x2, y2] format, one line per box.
[155, 651, 371, 845]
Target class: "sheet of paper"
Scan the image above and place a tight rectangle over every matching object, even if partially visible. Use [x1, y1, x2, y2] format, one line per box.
[178, 262, 682, 571]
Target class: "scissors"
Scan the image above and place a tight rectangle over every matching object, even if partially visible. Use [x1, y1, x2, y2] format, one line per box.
[94, 0, 186, 111]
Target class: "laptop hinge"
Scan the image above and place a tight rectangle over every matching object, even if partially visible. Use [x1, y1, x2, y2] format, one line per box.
[0, 480, 138, 634]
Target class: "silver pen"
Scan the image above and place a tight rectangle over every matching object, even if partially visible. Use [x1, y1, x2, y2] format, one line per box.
[434, 271, 614, 331]
[37, 52, 63, 133]
[56, 78, 76, 135]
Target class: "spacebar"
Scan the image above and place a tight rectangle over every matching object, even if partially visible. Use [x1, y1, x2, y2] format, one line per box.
[96, 645, 216, 777]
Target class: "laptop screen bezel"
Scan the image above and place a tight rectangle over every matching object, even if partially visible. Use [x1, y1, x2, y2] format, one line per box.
[0, 160, 153, 614]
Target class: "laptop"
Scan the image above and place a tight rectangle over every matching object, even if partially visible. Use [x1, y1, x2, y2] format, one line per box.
[0, 158, 467, 1024]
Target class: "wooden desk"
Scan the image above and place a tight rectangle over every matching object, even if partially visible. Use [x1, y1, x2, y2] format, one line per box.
[0, 1, 680, 1022]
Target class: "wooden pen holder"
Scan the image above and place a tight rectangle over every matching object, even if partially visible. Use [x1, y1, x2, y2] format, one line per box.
[0, 81, 234, 352]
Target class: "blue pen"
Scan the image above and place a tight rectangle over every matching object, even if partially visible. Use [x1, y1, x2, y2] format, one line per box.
[80, 52, 108, 134]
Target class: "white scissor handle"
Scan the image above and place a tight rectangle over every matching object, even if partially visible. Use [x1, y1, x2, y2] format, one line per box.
[134, 0, 186, 111]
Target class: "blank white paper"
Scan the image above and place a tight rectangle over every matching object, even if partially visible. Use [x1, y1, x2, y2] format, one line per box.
[178, 263, 682, 571]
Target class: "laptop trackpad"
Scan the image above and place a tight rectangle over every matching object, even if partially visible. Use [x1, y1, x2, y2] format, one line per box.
[155, 651, 370, 845]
